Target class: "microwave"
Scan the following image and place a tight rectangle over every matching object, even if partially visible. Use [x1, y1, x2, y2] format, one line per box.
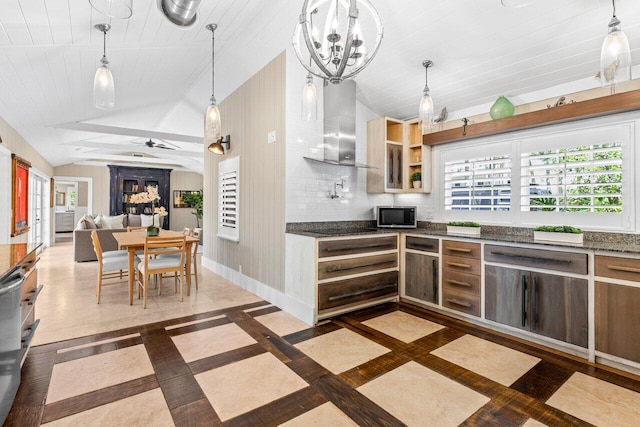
[376, 206, 417, 228]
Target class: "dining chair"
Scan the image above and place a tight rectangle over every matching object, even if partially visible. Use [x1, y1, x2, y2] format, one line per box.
[158, 228, 199, 293]
[136, 235, 186, 309]
[91, 230, 137, 303]
[191, 228, 202, 290]
[127, 225, 147, 232]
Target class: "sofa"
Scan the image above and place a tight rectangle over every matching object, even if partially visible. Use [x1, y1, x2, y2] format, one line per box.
[73, 214, 163, 262]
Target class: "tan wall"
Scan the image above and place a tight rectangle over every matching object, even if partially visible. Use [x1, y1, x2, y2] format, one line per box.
[170, 171, 203, 231]
[53, 164, 110, 215]
[204, 51, 286, 292]
[0, 116, 54, 177]
[77, 181, 89, 207]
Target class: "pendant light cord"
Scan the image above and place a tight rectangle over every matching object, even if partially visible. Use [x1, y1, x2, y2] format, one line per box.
[612, 0, 616, 18]
[211, 27, 216, 102]
[102, 29, 106, 58]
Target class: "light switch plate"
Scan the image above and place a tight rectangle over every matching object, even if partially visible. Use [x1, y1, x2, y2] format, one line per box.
[267, 130, 276, 144]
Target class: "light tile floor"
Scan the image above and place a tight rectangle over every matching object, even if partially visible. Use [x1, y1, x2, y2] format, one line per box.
[171, 321, 257, 363]
[358, 361, 490, 427]
[362, 310, 445, 342]
[279, 402, 359, 427]
[431, 334, 541, 386]
[294, 328, 390, 374]
[254, 310, 311, 337]
[195, 352, 308, 421]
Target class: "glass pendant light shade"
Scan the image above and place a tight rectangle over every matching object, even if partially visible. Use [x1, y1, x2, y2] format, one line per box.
[89, 0, 133, 19]
[93, 61, 115, 109]
[302, 74, 317, 121]
[419, 93, 434, 134]
[204, 101, 222, 143]
[600, 16, 631, 86]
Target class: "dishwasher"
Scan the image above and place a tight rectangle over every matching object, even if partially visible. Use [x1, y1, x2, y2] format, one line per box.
[0, 266, 24, 425]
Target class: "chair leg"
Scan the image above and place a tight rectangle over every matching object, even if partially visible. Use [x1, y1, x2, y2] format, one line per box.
[179, 269, 184, 302]
[193, 256, 198, 290]
[97, 270, 102, 304]
[143, 274, 148, 309]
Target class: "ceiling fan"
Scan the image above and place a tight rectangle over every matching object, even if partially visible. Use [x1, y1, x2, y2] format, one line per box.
[133, 138, 177, 150]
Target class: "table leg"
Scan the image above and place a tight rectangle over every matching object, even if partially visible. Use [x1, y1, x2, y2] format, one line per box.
[185, 242, 192, 296]
[128, 248, 135, 305]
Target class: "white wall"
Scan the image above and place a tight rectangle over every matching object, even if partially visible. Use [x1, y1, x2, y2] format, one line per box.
[0, 145, 11, 244]
[285, 49, 393, 223]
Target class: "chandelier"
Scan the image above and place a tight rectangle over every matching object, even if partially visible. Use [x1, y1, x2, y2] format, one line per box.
[292, 0, 384, 84]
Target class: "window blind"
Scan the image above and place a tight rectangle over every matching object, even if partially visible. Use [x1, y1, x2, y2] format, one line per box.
[218, 156, 240, 242]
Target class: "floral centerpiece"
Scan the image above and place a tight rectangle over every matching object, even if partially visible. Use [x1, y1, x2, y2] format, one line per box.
[129, 185, 168, 236]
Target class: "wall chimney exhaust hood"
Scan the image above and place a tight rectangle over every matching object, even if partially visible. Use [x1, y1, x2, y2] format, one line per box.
[304, 80, 375, 169]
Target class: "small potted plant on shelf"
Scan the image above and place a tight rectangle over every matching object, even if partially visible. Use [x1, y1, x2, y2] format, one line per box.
[533, 225, 583, 244]
[447, 221, 481, 236]
[410, 172, 422, 189]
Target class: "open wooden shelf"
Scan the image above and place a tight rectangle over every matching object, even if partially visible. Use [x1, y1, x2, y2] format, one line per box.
[423, 88, 640, 146]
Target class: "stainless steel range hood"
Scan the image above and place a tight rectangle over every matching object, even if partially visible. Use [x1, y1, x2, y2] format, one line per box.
[304, 80, 374, 169]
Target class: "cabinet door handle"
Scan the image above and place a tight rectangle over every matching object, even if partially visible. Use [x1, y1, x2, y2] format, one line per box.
[397, 147, 402, 183]
[490, 251, 571, 264]
[521, 275, 527, 327]
[606, 264, 640, 274]
[325, 260, 393, 273]
[389, 149, 394, 183]
[328, 283, 397, 302]
[21, 319, 40, 349]
[532, 276, 539, 330]
[446, 247, 472, 253]
[325, 242, 393, 252]
[410, 243, 435, 250]
[432, 259, 438, 302]
[446, 261, 471, 269]
[447, 279, 471, 288]
[447, 298, 471, 308]
[24, 284, 44, 305]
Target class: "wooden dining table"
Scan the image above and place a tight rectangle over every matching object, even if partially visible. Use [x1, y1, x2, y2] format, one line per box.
[113, 230, 200, 305]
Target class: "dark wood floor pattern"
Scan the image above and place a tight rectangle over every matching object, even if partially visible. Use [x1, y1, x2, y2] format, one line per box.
[6, 300, 640, 426]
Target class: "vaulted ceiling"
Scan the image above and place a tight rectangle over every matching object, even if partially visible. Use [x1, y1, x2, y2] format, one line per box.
[0, 0, 638, 173]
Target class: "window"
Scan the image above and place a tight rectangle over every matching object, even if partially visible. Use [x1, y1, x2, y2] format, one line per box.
[521, 143, 622, 213]
[444, 155, 512, 211]
[218, 156, 239, 242]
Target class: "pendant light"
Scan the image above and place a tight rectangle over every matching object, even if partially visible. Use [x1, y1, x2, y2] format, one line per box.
[93, 24, 115, 110]
[418, 60, 434, 134]
[302, 73, 317, 121]
[205, 23, 224, 154]
[600, 0, 631, 86]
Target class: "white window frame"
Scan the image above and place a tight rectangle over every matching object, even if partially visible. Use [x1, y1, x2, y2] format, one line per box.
[435, 115, 636, 232]
[218, 156, 240, 242]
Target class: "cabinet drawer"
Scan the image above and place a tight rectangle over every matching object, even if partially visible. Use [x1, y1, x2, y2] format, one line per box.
[443, 287, 480, 317]
[485, 244, 587, 275]
[442, 270, 481, 296]
[318, 253, 397, 281]
[442, 240, 481, 260]
[406, 236, 439, 253]
[21, 267, 37, 301]
[318, 271, 398, 312]
[443, 255, 481, 276]
[595, 255, 640, 282]
[318, 235, 397, 258]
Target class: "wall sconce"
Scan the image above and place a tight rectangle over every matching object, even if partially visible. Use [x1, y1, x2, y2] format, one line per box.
[208, 135, 231, 155]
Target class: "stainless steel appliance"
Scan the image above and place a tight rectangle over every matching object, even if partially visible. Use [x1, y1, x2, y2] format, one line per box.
[0, 266, 25, 425]
[376, 206, 417, 228]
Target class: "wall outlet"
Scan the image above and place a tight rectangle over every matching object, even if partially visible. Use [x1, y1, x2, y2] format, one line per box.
[425, 210, 434, 220]
[267, 130, 276, 144]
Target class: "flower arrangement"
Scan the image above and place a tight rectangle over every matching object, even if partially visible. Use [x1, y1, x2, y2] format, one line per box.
[129, 186, 167, 235]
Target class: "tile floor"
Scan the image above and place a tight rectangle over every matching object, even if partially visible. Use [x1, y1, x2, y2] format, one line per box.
[6, 242, 640, 426]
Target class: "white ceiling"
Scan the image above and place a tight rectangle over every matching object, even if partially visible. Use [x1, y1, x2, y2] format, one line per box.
[0, 0, 638, 173]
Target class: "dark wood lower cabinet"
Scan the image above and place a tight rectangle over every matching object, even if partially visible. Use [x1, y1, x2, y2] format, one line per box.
[596, 281, 640, 363]
[405, 252, 438, 304]
[318, 271, 398, 312]
[485, 265, 588, 347]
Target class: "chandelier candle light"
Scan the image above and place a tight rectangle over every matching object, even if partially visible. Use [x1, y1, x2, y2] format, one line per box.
[129, 186, 167, 236]
[292, 0, 384, 84]
[600, 0, 632, 86]
[205, 23, 225, 154]
[94, 24, 115, 109]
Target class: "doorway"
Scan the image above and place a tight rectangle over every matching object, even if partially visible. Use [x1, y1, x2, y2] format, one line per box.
[28, 171, 50, 248]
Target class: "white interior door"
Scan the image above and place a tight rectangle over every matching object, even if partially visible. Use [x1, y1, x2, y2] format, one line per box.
[29, 173, 47, 246]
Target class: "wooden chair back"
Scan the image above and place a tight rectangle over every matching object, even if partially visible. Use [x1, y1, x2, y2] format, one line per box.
[90, 230, 104, 264]
[192, 228, 202, 240]
[127, 225, 147, 232]
[142, 235, 186, 275]
[182, 227, 192, 236]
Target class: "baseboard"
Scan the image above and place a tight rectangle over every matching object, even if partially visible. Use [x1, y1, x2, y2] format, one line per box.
[202, 257, 314, 325]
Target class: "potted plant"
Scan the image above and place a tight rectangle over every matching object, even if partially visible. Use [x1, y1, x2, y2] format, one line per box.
[181, 190, 203, 228]
[410, 172, 422, 189]
[447, 221, 481, 236]
[533, 225, 583, 244]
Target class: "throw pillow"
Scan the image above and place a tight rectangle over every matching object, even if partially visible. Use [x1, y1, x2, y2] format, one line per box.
[97, 214, 125, 229]
[141, 214, 160, 227]
[76, 218, 86, 230]
[81, 215, 97, 230]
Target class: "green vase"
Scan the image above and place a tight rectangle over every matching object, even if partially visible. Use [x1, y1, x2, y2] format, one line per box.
[146, 225, 159, 236]
[489, 96, 515, 120]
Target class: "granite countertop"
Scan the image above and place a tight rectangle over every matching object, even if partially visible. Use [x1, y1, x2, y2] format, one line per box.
[0, 243, 41, 279]
[286, 221, 640, 254]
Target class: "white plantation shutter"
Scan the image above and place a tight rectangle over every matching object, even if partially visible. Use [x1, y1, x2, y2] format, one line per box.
[218, 156, 239, 242]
